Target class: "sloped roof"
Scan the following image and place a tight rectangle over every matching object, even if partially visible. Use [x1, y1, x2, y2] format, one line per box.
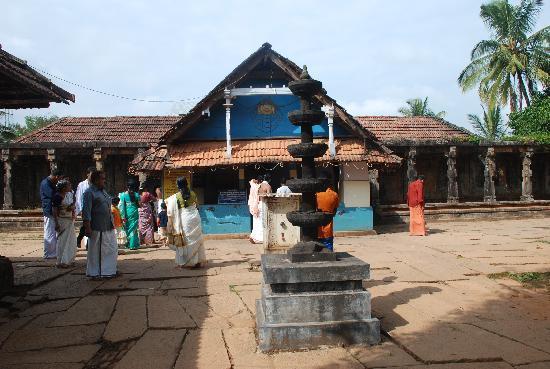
[163, 43, 389, 153]
[15, 116, 180, 147]
[356, 116, 472, 144]
[130, 139, 401, 172]
[0, 46, 75, 109]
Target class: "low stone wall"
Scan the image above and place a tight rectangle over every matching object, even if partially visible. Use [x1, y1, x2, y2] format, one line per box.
[379, 200, 550, 224]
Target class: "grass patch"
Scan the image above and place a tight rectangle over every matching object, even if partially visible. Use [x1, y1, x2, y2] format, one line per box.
[488, 271, 550, 290]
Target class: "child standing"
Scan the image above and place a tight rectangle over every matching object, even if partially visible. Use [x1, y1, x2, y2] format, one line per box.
[157, 201, 168, 246]
[112, 197, 126, 247]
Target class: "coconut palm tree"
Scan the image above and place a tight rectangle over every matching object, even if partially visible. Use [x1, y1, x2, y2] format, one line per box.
[398, 97, 446, 118]
[467, 105, 507, 141]
[458, 0, 550, 112]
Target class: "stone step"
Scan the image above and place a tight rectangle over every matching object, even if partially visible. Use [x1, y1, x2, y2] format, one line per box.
[256, 299, 380, 352]
[261, 284, 371, 324]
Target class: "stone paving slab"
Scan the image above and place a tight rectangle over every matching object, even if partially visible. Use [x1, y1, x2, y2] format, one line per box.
[114, 329, 187, 369]
[383, 363, 514, 369]
[348, 339, 420, 367]
[0, 344, 100, 365]
[0, 316, 33, 346]
[392, 323, 550, 365]
[103, 296, 147, 342]
[1, 323, 105, 352]
[147, 295, 196, 328]
[271, 347, 364, 368]
[18, 298, 79, 317]
[174, 329, 231, 369]
[26, 273, 104, 300]
[50, 295, 117, 326]
[2, 364, 85, 369]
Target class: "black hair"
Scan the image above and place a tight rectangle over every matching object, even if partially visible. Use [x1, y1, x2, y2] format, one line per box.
[55, 179, 70, 192]
[280, 177, 287, 186]
[418, 175, 425, 181]
[51, 168, 63, 177]
[86, 167, 97, 175]
[90, 170, 104, 185]
[161, 201, 167, 210]
[177, 177, 190, 201]
[112, 197, 120, 206]
[127, 179, 139, 204]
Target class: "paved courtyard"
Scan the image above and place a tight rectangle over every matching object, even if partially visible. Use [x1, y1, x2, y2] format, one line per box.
[0, 217, 550, 369]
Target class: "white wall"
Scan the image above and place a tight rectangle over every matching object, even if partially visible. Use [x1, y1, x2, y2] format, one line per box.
[341, 162, 371, 207]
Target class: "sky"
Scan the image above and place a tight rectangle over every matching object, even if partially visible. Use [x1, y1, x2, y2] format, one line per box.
[2, 0, 549, 132]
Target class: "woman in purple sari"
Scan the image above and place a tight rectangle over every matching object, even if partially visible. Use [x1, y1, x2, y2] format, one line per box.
[138, 191, 155, 245]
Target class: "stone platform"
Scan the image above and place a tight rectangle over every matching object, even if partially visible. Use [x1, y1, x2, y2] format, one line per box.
[256, 253, 381, 352]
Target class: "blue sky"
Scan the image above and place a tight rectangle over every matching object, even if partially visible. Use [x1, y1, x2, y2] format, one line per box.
[2, 0, 549, 131]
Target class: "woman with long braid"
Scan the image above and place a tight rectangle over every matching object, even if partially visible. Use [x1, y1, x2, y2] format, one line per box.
[166, 177, 206, 268]
[119, 179, 141, 249]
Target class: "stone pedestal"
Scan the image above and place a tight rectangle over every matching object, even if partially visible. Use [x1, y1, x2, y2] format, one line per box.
[256, 253, 380, 352]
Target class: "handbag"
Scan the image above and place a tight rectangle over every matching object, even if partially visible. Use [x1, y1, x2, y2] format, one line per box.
[117, 228, 127, 246]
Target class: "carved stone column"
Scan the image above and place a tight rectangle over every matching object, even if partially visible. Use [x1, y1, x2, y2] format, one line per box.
[369, 169, 380, 207]
[406, 147, 417, 183]
[446, 146, 459, 203]
[47, 149, 57, 172]
[2, 149, 13, 210]
[521, 148, 534, 202]
[481, 147, 496, 203]
[93, 148, 104, 171]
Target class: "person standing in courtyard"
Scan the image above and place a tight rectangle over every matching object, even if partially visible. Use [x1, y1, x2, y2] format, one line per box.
[111, 197, 126, 248]
[40, 168, 63, 259]
[316, 176, 340, 251]
[75, 167, 96, 249]
[82, 170, 118, 278]
[119, 179, 141, 250]
[407, 175, 427, 236]
[166, 177, 206, 268]
[52, 179, 77, 267]
[157, 201, 168, 246]
[248, 177, 262, 243]
[138, 190, 155, 246]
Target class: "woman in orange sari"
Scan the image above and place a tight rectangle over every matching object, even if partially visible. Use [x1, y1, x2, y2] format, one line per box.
[407, 175, 426, 236]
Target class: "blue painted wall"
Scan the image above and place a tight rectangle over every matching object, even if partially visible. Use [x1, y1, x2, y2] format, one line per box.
[334, 204, 374, 232]
[184, 94, 350, 140]
[198, 203, 373, 234]
[199, 204, 251, 234]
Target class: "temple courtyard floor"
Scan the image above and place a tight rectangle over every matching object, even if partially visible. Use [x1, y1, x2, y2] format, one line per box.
[0, 217, 550, 369]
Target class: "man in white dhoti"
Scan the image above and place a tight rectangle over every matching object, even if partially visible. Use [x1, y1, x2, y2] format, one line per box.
[40, 169, 63, 259]
[75, 167, 96, 249]
[276, 177, 292, 197]
[166, 177, 206, 268]
[249, 175, 272, 244]
[82, 170, 118, 279]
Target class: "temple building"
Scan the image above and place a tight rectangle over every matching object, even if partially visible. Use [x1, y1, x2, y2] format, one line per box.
[2, 43, 549, 232]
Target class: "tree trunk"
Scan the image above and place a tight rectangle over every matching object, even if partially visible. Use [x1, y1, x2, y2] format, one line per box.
[518, 74, 531, 108]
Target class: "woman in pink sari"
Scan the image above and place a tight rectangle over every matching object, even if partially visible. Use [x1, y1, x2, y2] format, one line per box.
[139, 191, 155, 245]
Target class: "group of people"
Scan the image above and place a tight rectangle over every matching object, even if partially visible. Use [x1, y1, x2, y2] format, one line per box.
[248, 175, 340, 251]
[40, 167, 207, 279]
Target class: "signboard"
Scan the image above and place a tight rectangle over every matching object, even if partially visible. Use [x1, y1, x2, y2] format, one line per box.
[163, 169, 192, 198]
[218, 190, 247, 205]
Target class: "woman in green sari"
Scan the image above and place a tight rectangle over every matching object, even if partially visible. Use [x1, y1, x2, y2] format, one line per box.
[119, 180, 141, 250]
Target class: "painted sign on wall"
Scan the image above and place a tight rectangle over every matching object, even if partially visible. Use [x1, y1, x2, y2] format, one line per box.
[163, 169, 192, 198]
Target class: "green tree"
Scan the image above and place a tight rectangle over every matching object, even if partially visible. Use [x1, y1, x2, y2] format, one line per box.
[0, 125, 17, 143]
[467, 105, 507, 140]
[398, 97, 446, 118]
[14, 115, 58, 137]
[458, 0, 550, 112]
[508, 92, 550, 135]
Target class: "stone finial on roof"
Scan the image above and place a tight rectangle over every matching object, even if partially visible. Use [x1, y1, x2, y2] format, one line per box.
[300, 65, 311, 80]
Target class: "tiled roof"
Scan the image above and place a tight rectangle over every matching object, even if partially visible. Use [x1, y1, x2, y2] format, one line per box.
[165, 139, 401, 168]
[16, 116, 181, 145]
[0, 46, 75, 108]
[356, 116, 472, 143]
[130, 145, 168, 173]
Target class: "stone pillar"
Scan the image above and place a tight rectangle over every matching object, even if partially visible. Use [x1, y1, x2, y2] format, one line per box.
[138, 172, 148, 189]
[2, 149, 13, 210]
[481, 147, 496, 203]
[369, 169, 379, 207]
[446, 146, 459, 203]
[47, 149, 57, 172]
[93, 148, 104, 171]
[521, 148, 534, 202]
[406, 147, 417, 183]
